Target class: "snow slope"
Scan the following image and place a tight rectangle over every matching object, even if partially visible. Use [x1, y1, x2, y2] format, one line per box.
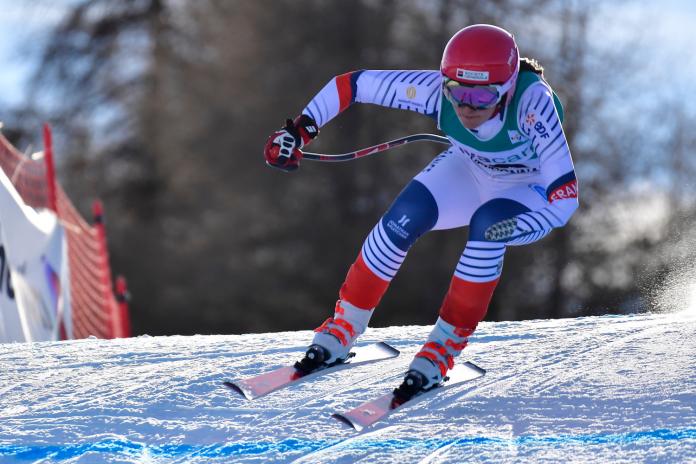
[1, 311, 695, 463]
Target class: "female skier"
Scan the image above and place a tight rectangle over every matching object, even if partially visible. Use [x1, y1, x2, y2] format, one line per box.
[263, 24, 578, 399]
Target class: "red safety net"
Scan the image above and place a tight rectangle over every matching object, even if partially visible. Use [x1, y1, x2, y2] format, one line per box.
[0, 125, 130, 339]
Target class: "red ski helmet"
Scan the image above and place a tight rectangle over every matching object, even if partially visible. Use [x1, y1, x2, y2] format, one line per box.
[441, 24, 519, 100]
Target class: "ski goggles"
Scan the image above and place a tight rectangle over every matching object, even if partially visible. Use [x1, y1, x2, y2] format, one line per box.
[443, 77, 514, 110]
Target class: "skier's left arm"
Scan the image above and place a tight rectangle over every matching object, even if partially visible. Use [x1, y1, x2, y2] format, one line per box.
[485, 83, 579, 246]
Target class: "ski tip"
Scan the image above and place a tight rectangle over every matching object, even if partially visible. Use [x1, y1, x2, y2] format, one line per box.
[331, 413, 363, 431]
[375, 341, 400, 357]
[223, 380, 253, 400]
[462, 361, 486, 376]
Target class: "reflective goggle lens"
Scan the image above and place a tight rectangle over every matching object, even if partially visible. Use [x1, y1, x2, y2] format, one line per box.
[444, 80, 501, 109]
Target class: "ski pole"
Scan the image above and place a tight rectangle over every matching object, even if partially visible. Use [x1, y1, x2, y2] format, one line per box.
[302, 133, 451, 162]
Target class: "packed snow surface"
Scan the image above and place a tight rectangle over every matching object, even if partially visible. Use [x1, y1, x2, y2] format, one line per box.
[1, 311, 695, 463]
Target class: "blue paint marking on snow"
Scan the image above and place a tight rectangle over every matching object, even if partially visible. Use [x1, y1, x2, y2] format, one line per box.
[2, 429, 694, 459]
[0, 439, 335, 460]
[345, 429, 696, 451]
[422, 428, 696, 449]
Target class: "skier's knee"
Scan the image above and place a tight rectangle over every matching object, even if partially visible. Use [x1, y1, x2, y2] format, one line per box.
[380, 180, 438, 250]
[469, 198, 529, 241]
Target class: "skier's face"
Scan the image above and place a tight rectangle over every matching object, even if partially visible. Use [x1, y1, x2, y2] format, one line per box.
[454, 104, 497, 129]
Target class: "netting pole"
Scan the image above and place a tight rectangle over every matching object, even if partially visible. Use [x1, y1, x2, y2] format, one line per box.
[92, 200, 119, 337]
[115, 276, 131, 337]
[42, 123, 58, 213]
[92, 200, 131, 338]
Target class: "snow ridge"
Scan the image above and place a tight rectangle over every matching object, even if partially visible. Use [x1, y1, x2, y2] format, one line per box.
[1, 312, 695, 463]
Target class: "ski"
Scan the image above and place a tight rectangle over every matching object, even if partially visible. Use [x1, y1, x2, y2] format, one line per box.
[224, 342, 400, 400]
[332, 361, 485, 431]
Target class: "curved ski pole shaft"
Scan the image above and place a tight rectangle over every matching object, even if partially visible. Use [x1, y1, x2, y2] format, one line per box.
[303, 133, 451, 162]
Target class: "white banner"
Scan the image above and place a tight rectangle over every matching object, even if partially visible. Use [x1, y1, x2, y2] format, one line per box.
[0, 167, 71, 343]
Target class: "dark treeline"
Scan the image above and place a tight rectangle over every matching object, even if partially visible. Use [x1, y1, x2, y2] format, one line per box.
[6, 0, 695, 335]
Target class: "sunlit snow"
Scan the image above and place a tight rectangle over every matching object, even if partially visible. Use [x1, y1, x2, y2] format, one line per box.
[1, 312, 694, 463]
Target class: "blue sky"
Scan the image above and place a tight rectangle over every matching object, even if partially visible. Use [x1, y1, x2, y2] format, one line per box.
[617, 0, 695, 84]
[0, 2, 68, 107]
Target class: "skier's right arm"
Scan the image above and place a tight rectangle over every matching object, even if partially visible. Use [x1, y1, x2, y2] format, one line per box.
[301, 70, 442, 127]
[264, 70, 442, 171]
[263, 115, 319, 172]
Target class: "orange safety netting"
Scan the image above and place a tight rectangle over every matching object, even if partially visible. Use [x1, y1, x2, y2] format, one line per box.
[0, 126, 130, 339]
